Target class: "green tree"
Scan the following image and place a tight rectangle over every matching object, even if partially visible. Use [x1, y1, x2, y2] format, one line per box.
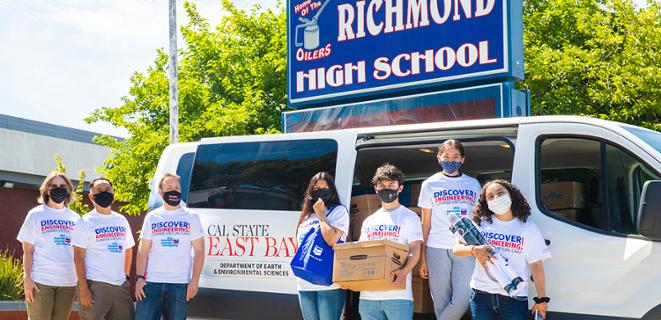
[86, 1, 287, 215]
[521, 0, 661, 130]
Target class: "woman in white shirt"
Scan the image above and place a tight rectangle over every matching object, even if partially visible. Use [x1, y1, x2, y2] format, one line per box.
[454, 179, 551, 320]
[295, 172, 349, 320]
[17, 172, 81, 320]
[418, 139, 481, 319]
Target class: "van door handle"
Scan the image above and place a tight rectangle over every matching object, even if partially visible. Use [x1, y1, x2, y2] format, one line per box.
[545, 239, 551, 245]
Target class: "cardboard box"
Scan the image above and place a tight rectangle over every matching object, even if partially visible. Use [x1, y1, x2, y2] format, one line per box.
[412, 275, 434, 314]
[541, 181, 587, 210]
[333, 240, 409, 291]
[409, 182, 422, 207]
[350, 195, 381, 240]
[553, 209, 581, 221]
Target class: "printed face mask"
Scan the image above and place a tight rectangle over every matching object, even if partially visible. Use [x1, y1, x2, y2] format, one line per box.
[488, 194, 512, 215]
[439, 160, 462, 174]
[163, 190, 182, 206]
[93, 191, 114, 208]
[49, 187, 69, 204]
[311, 188, 331, 202]
[376, 189, 399, 204]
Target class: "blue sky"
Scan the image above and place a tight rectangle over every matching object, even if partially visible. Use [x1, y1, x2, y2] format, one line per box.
[0, 0, 278, 138]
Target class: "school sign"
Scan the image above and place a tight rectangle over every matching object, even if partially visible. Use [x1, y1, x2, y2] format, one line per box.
[287, 0, 524, 107]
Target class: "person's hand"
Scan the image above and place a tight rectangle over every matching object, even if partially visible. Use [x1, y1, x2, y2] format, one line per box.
[135, 278, 146, 301]
[473, 245, 495, 270]
[312, 198, 326, 217]
[186, 281, 199, 301]
[390, 267, 408, 288]
[78, 286, 94, 307]
[419, 259, 428, 279]
[23, 277, 39, 303]
[532, 302, 548, 319]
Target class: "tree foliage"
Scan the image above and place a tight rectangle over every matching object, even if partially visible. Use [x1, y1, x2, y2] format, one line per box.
[86, 1, 287, 215]
[522, 0, 661, 130]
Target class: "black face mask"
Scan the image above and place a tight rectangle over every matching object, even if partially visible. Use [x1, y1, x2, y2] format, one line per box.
[376, 189, 399, 204]
[310, 188, 331, 202]
[49, 187, 69, 204]
[93, 191, 114, 208]
[163, 190, 182, 206]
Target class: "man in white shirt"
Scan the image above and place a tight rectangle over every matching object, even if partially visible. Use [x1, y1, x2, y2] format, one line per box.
[359, 164, 423, 320]
[72, 177, 135, 320]
[134, 173, 205, 320]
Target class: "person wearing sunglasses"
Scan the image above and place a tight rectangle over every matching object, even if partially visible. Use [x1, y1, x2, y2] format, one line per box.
[17, 171, 81, 320]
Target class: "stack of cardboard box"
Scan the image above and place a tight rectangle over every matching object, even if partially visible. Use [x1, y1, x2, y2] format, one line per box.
[540, 181, 587, 220]
[349, 194, 381, 240]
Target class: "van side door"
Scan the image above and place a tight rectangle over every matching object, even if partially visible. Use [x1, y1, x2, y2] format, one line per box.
[513, 121, 661, 319]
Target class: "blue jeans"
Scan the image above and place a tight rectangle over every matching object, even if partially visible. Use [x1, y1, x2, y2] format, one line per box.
[359, 299, 413, 320]
[469, 289, 528, 320]
[298, 289, 345, 320]
[135, 282, 188, 320]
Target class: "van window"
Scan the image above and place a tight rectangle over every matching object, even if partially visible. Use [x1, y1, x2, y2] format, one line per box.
[188, 139, 338, 210]
[177, 152, 195, 203]
[538, 137, 660, 235]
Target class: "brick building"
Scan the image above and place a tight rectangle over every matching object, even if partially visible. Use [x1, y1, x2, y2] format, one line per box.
[0, 114, 144, 258]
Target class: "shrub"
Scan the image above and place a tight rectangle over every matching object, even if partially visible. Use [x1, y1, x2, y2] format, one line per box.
[0, 250, 23, 300]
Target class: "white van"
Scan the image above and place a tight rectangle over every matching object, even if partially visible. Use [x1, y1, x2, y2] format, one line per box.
[148, 115, 661, 320]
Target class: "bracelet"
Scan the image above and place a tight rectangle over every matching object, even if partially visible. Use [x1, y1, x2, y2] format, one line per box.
[533, 296, 550, 304]
[135, 275, 145, 281]
[470, 245, 476, 256]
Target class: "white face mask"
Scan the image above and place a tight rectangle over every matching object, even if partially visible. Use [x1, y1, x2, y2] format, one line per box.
[488, 194, 512, 215]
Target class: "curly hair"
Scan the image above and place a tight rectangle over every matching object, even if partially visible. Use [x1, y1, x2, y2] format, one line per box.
[473, 179, 531, 225]
[371, 163, 405, 186]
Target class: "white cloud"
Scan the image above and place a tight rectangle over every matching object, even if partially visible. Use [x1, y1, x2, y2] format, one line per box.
[0, 0, 276, 138]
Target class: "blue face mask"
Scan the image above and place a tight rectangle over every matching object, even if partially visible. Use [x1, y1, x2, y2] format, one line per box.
[439, 161, 462, 174]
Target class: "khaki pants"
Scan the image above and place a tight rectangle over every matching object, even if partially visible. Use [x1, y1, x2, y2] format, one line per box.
[79, 280, 135, 320]
[26, 282, 76, 320]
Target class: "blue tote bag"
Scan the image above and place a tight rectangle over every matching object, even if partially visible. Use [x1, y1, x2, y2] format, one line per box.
[290, 206, 345, 286]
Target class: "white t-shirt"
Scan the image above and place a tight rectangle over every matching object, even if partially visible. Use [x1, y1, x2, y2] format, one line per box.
[140, 206, 204, 284]
[16, 205, 80, 286]
[296, 205, 350, 291]
[469, 217, 551, 297]
[71, 210, 135, 286]
[418, 172, 481, 249]
[359, 206, 423, 301]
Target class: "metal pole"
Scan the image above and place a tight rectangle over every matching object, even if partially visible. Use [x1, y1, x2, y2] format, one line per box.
[168, 0, 179, 144]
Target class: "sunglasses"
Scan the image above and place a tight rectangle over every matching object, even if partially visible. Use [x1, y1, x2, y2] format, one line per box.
[50, 184, 67, 189]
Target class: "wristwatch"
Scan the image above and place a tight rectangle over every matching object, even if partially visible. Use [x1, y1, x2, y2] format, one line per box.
[135, 275, 146, 281]
[533, 296, 550, 304]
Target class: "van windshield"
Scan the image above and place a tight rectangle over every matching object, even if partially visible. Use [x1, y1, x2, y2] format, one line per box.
[622, 125, 661, 153]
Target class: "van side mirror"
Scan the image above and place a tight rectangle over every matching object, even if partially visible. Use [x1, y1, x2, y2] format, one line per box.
[637, 180, 661, 240]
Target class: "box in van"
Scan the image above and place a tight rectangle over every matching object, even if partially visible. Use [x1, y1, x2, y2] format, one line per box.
[332, 240, 409, 291]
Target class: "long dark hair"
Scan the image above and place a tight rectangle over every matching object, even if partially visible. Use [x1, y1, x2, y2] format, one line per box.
[473, 179, 531, 225]
[297, 172, 341, 229]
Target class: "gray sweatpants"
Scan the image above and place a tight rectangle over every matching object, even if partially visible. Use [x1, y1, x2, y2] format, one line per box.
[426, 247, 475, 320]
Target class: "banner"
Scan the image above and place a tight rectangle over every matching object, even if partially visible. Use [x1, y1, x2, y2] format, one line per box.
[283, 83, 529, 133]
